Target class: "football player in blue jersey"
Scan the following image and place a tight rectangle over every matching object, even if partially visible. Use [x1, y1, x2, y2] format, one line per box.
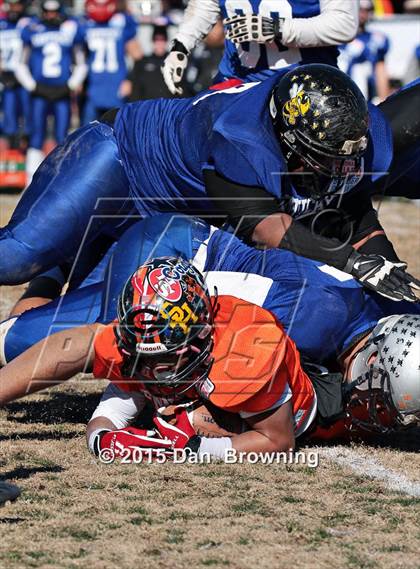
[0, 65, 419, 304]
[15, 0, 87, 181]
[338, 0, 391, 103]
[0, 216, 419, 451]
[2, 212, 419, 365]
[0, 0, 31, 147]
[81, 0, 142, 125]
[162, 0, 359, 94]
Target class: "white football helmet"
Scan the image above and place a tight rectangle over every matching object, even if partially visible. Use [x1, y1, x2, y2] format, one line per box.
[348, 314, 420, 431]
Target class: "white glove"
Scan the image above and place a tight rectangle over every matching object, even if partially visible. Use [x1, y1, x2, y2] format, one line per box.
[161, 43, 189, 96]
[345, 252, 420, 303]
[223, 14, 284, 45]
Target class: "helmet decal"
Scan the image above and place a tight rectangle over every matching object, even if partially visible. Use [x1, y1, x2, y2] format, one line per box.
[148, 267, 183, 302]
[282, 83, 311, 127]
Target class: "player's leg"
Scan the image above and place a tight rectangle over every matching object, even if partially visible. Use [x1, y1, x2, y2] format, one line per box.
[0, 281, 103, 364]
[26, 95, 48, 183]
[82, 98, 99, 126]
[53, 98, 71, 144]
[1, 88, 19, 141]
[19, 86, 32, 140]
[0, 121, 131, 285]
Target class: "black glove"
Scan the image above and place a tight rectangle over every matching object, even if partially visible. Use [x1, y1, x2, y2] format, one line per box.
[0, 71, 19, 89]
[344, 251, 420, 302]
[34, 83, 71, 101]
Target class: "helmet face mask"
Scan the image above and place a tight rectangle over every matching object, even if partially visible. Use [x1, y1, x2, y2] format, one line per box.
[270, 64, 369, 199]
[116, 257, 215, 396]
[346, 314, 420, 433]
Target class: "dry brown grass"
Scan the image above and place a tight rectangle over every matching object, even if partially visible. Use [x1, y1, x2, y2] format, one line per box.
[1, 196, 419, 569]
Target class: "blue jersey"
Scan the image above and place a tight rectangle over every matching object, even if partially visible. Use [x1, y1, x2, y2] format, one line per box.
[339, 31, 390, 101]
[3, 214, 418, 364]
[0, 16, 29, 72]
[115, 73, 393, 218]
[218, 0, 339, 81]
[21, 17, 83, 85]
[81, 12, 137, 109]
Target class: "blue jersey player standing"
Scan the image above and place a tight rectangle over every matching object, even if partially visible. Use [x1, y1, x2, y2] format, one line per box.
[15, 0, 87, 182]
[81, 0, 142, 125]
[338, 0, 390, 103]
[0, 0, 31, 147]
[162, 0, 359, 94]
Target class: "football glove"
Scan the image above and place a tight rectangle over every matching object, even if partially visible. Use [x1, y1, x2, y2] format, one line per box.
[96, 426, 172, 462]
[161, 40, 189, 96]
[34, 83, 71, 101]
[223, 14, 284, 45]
[154, 407, 202, 454]
[345, 251, 420, 302]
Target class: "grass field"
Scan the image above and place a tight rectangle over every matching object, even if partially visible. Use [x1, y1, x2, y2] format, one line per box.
[1, 194, 419, 569]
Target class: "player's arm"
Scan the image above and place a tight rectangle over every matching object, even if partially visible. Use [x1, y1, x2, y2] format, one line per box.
[373, 36, 391, 103]
[224, 0, 359, 48]
[153, 401, 295, 459]
[375, 62, 391, 103]
[125, 37, 143, 62]
[68, 45, 88, 92]
[0, 324, 101, 406]
[86, 384, 173, 458]
[15, 45, 36, 92]
[120, 29, 143, 99]
[162, 0, 220, 95]
[341, 194, 400, 261]
[204, 169, 420, 302]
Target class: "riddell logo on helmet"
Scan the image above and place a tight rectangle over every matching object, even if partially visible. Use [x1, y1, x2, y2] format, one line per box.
[148, 268, 182, 302]
[136, 343, 168, 353]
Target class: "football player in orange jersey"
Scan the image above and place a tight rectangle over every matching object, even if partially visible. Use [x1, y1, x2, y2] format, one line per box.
[1, 257, 418, 460]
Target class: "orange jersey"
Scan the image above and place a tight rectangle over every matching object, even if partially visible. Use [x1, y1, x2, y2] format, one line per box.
[93, 296, 316, 434]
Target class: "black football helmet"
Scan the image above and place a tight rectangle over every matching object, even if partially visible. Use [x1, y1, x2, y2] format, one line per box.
[115, 257, 215, 396]
[270, 64, 369, 198]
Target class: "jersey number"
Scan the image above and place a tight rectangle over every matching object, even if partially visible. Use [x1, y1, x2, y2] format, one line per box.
[224, 0, 300, 69]
[90, 38, 118, 73]
[42, 42, 62, 78]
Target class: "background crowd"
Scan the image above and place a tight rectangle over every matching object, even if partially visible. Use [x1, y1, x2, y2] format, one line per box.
[0, 0, 419, 187]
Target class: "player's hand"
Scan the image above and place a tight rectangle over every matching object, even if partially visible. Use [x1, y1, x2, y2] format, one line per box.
[223, 14, 284, 45]
[34, 83, 71, 102]
[161, 41, 189, 96]
[118, 79, 132, 99]
[346, 252, 420, 302]
[154, 407, 201, 453]
[98, 426, 172, 460]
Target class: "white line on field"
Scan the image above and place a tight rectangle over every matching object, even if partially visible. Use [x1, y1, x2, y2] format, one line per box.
[322, 446, 420, 498]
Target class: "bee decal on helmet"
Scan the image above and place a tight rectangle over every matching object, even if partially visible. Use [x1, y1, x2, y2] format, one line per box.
[282, 83, 311, 127]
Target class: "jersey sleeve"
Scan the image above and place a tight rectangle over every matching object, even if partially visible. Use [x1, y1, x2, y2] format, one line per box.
[73, 21, 85, 46]
[89, 382, 146, 429]
[20, 24, 32, 46]
[123, 14, 138, 43]
[93, 322, 125, 381]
